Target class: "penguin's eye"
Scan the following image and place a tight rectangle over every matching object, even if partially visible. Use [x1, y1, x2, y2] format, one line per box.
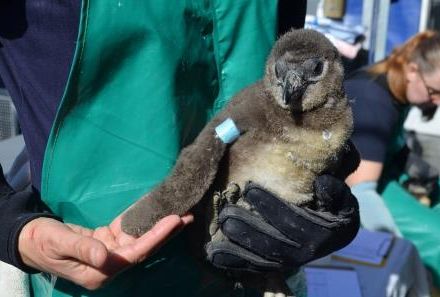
[304, 58, 324, 79]
[313, 61, 324, 77]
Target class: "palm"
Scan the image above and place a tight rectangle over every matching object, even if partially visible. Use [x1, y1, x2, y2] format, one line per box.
[67, 214, 188, 274]
[19, 214, 193, 290]
[56, 214, 193, 289]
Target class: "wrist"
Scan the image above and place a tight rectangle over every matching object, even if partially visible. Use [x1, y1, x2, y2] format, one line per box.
[0, 179, 63, 273]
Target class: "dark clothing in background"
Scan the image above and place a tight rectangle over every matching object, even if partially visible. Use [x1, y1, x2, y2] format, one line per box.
[0, 1, 80, 269]
[278, 0, 306, 36]
[0, 0, 81, 192]
[344, 69, 403, 163]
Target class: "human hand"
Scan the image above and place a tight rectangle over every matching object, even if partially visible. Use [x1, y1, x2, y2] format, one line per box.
[351, 181, 401, 235]
[206, 175, 360, 272]
[18, 213, 193, 290]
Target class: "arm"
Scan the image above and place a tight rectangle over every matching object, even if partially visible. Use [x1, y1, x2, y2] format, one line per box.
[1, 164, 192, 289]
[344, 73, 402, 234]
[346, 159, 383, 186]
[346, 160, 401, 234]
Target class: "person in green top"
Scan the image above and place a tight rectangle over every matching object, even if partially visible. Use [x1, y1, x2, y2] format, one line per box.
[0, 1, 360, 296]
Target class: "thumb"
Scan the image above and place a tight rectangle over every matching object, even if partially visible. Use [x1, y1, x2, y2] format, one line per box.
[57, 227, 108, 268]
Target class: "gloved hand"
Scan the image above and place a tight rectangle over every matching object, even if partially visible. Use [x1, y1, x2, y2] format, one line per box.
[351, 181, 401, 236]
[206, 175, 360, 273]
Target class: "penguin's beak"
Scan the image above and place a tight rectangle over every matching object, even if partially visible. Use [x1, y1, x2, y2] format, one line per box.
[282, 70, 307, 110]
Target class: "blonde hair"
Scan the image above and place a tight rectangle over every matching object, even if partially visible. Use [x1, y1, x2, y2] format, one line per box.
[368, 30, 440, 104]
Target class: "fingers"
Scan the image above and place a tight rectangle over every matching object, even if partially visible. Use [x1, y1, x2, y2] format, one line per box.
[314, 175, 359, 216]
[89, 213, 194, 277]
[144, 215, 182, 239]
[219, 205, 301, 265]
[116, 215, 190, 265]
[331, 140, 360, 179]
[244, 184, 336, 231]
[217, 201, 356, 268]
[58, 226, 109, 269]
[180, 213, 194, 225]
[19, 214, 194, 291]
[313, 174, 351, 213]
[57, 216, 186, 288]
[216, 182, 361, 271]
[345, 140, 361, 174]
[206, 241, 283, 272]
[93, 226, 118, 250]
[66, 223, 95, 237]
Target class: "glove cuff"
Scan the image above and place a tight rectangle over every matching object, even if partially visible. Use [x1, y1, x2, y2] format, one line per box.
[350, 181, 401, 235]
[351, 181, 377, 193]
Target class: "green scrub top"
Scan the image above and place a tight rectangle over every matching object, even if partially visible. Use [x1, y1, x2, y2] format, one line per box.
[33, 1, 278, 296]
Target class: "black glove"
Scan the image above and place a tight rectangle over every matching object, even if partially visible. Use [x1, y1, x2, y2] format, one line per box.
[0, 164, 61, 273]
[206, 175, 360, 273]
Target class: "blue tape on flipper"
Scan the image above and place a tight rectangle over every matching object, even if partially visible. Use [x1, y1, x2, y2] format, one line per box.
[215, 118, 240, 144]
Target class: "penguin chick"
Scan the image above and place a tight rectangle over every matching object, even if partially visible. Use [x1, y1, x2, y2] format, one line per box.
[122, 28, 356, 297]
[121, 28, 354, 238]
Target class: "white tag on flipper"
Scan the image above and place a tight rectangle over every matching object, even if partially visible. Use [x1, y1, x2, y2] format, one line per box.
[215, 118, 240, 144]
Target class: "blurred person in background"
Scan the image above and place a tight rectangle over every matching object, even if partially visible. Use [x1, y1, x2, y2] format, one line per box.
[345, 30, 440, 287]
